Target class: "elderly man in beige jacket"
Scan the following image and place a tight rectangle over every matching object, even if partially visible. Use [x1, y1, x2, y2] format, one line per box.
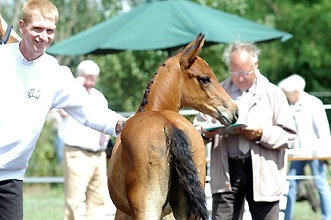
[194, 42, 296, 220]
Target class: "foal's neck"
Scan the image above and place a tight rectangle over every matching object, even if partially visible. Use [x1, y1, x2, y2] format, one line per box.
[137, 60, 182, 113]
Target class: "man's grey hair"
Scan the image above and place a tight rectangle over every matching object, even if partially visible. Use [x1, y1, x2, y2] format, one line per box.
[76, 60, 100, 77]
[223, 42, 261, 66]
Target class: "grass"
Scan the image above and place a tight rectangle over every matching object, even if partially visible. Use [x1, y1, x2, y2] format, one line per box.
[23, 183, 323, 220]
[292, 201, 322, 220]
[23, 184, 64, 220]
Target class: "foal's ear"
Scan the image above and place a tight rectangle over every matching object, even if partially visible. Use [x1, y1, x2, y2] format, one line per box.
[179, 33, 205, 71]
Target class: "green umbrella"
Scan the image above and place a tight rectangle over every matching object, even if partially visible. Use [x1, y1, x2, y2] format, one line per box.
[47, 0, 292, 55]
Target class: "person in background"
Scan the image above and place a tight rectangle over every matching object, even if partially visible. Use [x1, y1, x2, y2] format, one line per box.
[62, 60, 111, 220]
[0, 1, 126, 220]
[194, 42, 296, 220]
[278, 74, 331, 220]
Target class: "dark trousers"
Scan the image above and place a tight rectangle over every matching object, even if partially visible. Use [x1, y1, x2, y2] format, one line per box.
[0, 180, 23, 220]
[212, 158, 279, 220]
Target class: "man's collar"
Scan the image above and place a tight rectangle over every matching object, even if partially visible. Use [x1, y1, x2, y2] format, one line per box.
[230, 77, 258, 94]
[17, 42, 45, 65]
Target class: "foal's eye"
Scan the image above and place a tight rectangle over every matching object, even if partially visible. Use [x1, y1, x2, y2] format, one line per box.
[198, 76, 211, 84]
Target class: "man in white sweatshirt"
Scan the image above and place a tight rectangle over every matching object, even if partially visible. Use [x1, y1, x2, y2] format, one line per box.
[0, 1, 126, 219]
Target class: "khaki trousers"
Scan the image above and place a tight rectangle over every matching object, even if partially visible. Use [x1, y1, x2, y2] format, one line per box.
[63, 145, 107, 220]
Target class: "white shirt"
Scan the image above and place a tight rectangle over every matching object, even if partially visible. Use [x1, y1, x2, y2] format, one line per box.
[62, 88, 108, 151]
[0, 43, 125, 181]
[290, 92, 331, 153]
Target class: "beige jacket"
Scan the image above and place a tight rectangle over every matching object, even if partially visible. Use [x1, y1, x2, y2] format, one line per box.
[194, 71, 296, 202]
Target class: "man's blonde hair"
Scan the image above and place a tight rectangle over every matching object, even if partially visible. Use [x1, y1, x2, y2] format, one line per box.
[22, 0, 58, 24]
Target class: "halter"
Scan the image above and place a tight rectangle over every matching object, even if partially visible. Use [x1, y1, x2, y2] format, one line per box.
[0, 24, 13, 44]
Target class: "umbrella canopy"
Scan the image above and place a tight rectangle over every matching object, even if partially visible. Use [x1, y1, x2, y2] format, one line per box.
[47, 0, 292, 55]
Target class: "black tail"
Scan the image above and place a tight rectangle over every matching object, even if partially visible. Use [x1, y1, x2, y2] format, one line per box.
[165, 126, 209, 220]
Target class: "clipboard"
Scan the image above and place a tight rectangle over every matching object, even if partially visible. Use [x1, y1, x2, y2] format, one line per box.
[204, 124, 244, 131]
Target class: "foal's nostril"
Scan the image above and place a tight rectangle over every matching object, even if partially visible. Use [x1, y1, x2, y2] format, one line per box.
[233, 108, 239, 124]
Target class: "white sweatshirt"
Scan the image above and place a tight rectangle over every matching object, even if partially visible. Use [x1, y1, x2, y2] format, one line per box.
[0, 43, 125, 181]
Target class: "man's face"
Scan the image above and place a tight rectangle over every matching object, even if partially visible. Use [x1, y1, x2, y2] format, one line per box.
[19, 10, 56, 61]
[283, 90, 300, 104]
[229, 50, 257, 91]
[82, 75, 98, 92]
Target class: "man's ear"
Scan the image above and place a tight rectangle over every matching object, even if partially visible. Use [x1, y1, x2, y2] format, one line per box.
[19, 20, 25, 34]
[255, 60, 259, 69]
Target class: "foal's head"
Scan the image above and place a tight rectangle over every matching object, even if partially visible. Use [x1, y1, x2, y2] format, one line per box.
[176, 33, 238, 126]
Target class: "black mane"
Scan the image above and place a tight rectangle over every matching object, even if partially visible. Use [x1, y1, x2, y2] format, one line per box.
[138, 70, 159, 112]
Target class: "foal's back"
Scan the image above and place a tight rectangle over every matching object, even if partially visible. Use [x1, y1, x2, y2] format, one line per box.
[109, 110, 207, 220]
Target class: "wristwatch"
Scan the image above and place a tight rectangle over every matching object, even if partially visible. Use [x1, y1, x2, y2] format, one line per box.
[120, 119, 125, 130]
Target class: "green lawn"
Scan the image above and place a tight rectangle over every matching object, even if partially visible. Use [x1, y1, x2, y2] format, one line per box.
[23, 184, 64, 220]
[23, 183, 323, 220]
[292, 201, 322, 220]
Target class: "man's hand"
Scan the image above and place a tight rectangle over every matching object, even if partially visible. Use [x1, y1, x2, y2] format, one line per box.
[238, 126, 263, 141]
[202, 129, 219, 139]
[201, 124, 262, 140]
[115, 119, 126, 135]
[58, 109, 68, 118]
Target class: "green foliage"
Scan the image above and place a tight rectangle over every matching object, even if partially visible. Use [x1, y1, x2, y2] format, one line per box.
[200, 44, 229, 82]
[25, 120, 63, 177]
[94, 50, 169, 112]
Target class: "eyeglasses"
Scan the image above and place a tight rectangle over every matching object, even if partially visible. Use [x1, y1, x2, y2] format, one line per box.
[229, 69, 254, 76]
